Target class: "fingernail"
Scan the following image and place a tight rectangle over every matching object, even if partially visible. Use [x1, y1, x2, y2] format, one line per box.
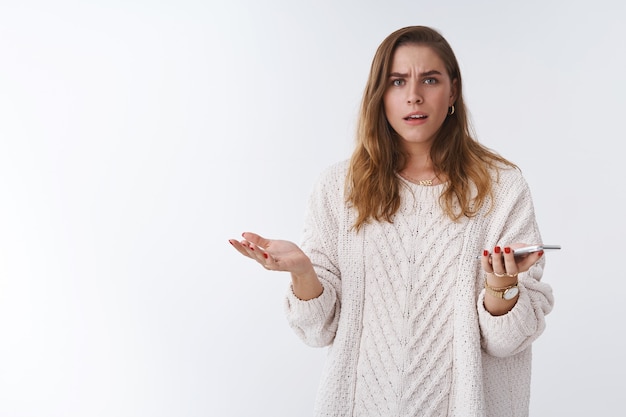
[250, 246, 255, 251]
[228, 240, 234, 245]
[538, 250, 544, 256]
[483, 249, 489, 257]
[494, 246, 501, 254]
[504, 247, 511, 254]
[263, 253, 268, 259]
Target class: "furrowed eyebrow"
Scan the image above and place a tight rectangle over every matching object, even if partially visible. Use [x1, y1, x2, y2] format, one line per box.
[388, 70, 443, 78]
[420, 70, 443, 77]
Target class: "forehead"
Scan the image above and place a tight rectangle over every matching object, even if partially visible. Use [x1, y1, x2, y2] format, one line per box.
[390, 44, 447, 73]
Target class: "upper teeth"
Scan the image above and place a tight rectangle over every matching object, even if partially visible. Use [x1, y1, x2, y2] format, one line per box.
[409, 115, 425, 119]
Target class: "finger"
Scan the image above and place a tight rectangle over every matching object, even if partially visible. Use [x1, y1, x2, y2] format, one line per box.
[237, 239, 265, 263]
[228, 239, 253, 258]
[246, 241, 269, 263]
[263, 251, 280, 270]
[247, 243, 280, 271]
[502, 246, 519, 276]
[480, 249, 494, 273]
[242, 232, 272, 249]
[491, 246, 505, 275]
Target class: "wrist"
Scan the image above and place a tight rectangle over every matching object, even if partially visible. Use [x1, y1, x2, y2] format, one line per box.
[484, 277, 519, 301]
[290, 266, 323, 301]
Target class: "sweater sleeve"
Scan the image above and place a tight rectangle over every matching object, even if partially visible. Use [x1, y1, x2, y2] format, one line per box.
[284, 163, 345, 347]
[477, 170, 555, 357]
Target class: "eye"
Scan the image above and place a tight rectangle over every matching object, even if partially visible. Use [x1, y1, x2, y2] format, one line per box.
[391, 79, 405, 87]
[423, 78, 438, 85]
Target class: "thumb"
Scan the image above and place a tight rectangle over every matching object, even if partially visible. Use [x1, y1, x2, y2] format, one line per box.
[242, 232, 271, 248]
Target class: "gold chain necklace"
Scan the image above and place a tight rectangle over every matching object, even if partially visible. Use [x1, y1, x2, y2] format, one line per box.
[400, 172, 437, 186]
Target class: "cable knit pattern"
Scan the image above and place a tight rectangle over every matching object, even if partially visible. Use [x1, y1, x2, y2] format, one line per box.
[284, 160, 554, 417]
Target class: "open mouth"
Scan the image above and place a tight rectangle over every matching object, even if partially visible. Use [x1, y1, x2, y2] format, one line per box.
[404, 114, 427, 120]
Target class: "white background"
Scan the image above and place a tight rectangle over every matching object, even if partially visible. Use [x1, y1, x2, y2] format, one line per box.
[0, 0, 624, 416]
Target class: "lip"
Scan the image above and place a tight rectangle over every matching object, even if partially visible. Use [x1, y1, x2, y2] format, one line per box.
[403, 111, 428, 124]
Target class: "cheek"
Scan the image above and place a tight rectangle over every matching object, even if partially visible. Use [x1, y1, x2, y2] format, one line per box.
[382, 92, 400, 114]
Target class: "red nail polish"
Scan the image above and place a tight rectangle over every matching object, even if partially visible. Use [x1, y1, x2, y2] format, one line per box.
[483, 249, 489, 257]
[228, 240, 234, 245]
[494, 246, 501, 254]
[263, 253, 268, 259]
[504, 247, 511, 254]
[250, 246, 255, 251]
[538, 250, 544, 256]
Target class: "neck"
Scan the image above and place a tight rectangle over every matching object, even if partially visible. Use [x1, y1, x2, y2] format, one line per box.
[402, 154, 434, 176]
[399, 153, 440, 185]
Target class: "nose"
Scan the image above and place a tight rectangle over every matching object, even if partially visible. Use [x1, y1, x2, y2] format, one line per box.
[407, 81, 423, 104]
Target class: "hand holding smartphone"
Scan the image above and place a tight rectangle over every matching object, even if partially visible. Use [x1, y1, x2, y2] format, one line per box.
[478, 244, 561, 259]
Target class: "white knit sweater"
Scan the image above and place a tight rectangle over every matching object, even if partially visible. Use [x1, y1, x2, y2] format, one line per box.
[285, 160, 554, 417]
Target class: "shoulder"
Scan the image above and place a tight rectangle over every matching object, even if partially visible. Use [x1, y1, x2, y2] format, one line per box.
[491, 163, 528, 191]
[487, 163, 536, 211]
[313, 159, 349, 191]
[305, 160, 350, 221]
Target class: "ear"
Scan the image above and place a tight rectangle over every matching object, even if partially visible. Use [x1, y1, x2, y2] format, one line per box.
[449, 78, 458, 106]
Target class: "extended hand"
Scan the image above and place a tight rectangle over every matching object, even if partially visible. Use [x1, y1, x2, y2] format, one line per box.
[228, 232, 313, 276]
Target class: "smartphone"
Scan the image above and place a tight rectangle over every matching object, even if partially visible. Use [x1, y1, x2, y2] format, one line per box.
[477, 244, 561, 259]
[512, 244, 561, 257]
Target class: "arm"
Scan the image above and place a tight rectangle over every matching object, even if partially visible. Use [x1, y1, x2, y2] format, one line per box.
[228, 164, 345, 347]
[284, 165, 345, 347]
[477, 171, 555, 357]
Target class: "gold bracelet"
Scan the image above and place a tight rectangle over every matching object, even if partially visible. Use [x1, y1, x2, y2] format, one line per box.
[492, 271, 518, 278]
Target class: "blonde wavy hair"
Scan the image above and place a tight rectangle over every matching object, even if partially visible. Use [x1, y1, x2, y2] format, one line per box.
[347, 26, 516, 230]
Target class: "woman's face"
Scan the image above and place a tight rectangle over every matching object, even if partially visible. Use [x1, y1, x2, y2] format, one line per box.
[383, 44, 457, 149]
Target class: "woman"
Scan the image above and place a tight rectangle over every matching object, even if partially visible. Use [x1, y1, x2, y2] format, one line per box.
[229, 25, 553, 417]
